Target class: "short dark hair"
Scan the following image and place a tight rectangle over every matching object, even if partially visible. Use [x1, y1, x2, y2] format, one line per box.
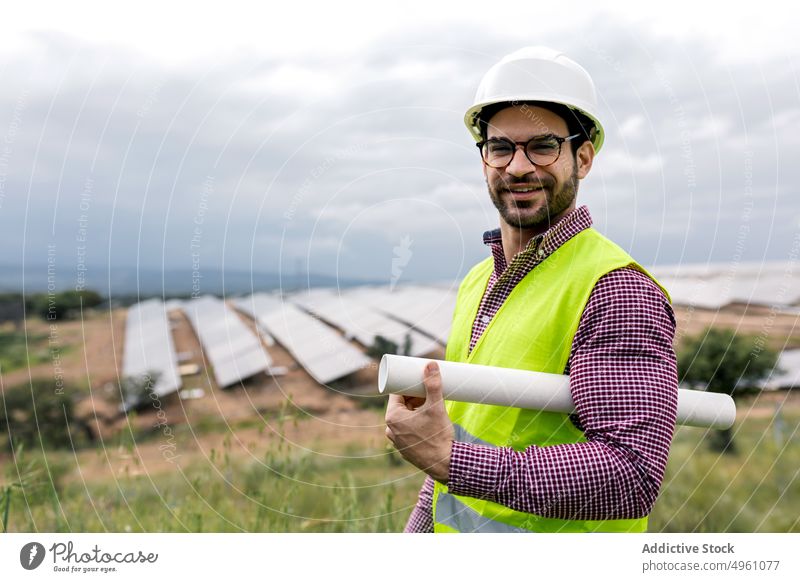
[478, 101, 595, 153]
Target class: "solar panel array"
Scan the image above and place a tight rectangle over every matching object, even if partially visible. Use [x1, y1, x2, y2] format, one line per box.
[182, 295, 272, 388]
[235, 293, 372, 385]
[291, 288, 440, 356]
[345, 285, 457, 344]
[122, 268, 798, 419]
[652, 262, 800, 309]
[122, 299, 182, 410]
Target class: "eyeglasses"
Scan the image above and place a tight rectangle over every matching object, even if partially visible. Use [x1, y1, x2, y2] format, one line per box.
[476, 134, 580, 168]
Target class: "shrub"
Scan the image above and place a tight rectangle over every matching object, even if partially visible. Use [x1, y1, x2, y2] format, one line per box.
[677, 327, 780, 453]
[0, 379, 79, 452]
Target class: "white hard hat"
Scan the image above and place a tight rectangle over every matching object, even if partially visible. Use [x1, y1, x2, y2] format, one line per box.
[465, 47, 605, 153]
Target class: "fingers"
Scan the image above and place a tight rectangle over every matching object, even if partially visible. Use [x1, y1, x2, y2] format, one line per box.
[386, 360, 445, 447]
[388, 392, 428, 411]
[387, 393, 406, 408]
[403, 396, 426, 410]
[422, 361, 444, 405]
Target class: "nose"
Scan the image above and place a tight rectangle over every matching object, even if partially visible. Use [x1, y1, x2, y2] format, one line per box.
[504, 144, 538, 178]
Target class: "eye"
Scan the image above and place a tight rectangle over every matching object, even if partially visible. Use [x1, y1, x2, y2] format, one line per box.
[486, 140, 513, 155]
[528, 139, 559, 154]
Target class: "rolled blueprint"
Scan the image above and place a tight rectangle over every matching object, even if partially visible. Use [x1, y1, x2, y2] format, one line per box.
[378, 355, 736, 430]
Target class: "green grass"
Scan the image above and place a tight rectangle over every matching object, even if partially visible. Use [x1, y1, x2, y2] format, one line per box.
[1, 452, 417, 533]
[2, 395, 798, 532]
[649, 401, 800, 532]
[0, 424, 418, 533]
[0, 329, 52, 373]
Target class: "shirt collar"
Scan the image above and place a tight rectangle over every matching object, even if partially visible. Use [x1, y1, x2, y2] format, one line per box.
[482, 205, 594, 275]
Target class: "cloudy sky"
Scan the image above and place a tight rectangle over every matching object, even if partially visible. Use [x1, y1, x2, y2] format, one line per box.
[1, 0, 798, 291]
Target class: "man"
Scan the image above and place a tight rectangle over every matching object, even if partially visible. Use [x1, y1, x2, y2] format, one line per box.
[385, 47, 678, 533]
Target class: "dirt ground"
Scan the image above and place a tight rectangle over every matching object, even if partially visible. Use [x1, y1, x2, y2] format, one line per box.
[0, 308, 126, 393]
[73, 405, 388, 482]
[673, 304, 800, 349]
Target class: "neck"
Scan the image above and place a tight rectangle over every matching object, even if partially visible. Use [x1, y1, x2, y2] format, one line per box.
[499, 222, 539, 265]
[498, 206, 574, 265]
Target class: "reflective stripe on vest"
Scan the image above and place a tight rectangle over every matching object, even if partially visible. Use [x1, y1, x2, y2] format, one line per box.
[435, 493, 531, 533]
[453, 423, 495, 448]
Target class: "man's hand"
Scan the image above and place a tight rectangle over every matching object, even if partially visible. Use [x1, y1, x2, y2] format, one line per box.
[385, 361, 454, 483]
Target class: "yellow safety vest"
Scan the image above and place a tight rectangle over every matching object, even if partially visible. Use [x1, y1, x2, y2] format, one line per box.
[433, 227, 669, 533]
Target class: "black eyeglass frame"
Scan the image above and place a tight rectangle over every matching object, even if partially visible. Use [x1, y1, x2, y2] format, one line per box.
[476, 133, 581, 168]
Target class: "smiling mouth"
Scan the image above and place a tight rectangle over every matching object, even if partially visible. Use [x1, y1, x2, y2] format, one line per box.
[507, 186, 546, 198]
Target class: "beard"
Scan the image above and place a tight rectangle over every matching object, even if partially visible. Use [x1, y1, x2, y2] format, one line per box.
[487, 163, 579, 230]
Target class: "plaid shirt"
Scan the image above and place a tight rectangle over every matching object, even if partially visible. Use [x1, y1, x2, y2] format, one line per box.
[404, 206, 678, 532]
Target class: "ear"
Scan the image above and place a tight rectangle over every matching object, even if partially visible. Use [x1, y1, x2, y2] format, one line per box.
[575, 141, 595, 179]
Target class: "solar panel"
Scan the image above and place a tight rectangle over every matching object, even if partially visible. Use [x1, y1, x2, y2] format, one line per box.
[291, 290, 440, 356]
[346, 285, 457, 344]
[122, 299, 182, 410]
[656, 277, 733, 310]
[237, 294, 372, 385]
[652, 262, 800, 309]
[213, 346, 272, 388]
[761, 349, 800, 390]
[163, 299, 185, 312]
[233, 293, 283, 320]
[181, 296, 272, 388]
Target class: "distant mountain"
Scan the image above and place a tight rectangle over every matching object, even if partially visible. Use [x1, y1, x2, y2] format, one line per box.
[0, 264, 383, 297]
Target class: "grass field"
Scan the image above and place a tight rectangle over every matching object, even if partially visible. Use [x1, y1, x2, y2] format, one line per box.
[0, 328, 52, 374]
[1, 426, 417, 533]
[2, 392, 798, 533]
[650, 393, 800, 532]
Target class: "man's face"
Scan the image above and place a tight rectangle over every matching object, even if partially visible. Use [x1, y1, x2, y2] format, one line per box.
[483, 105, 594, 231]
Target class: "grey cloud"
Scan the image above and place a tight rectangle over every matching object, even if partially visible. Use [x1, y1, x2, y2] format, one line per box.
[0, 23, 797, 293]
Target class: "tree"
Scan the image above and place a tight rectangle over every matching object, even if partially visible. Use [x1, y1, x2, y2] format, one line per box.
[29, 290, 104, 321]
[366, 335, 400, 359]
[0, 293, 26, 327]
[119, 371, 161, 410]
[0, 379, 79, 452]
[677, 327, 780, 454]
[402, 333, 413, 357]
[366, 334, 414, 360]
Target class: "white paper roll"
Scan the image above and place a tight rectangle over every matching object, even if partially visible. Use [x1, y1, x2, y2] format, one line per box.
[378, 355, 736, 430]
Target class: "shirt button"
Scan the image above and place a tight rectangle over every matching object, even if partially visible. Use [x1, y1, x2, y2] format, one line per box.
[538, 249, 545, 257]
[481, 315, 491, 324]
